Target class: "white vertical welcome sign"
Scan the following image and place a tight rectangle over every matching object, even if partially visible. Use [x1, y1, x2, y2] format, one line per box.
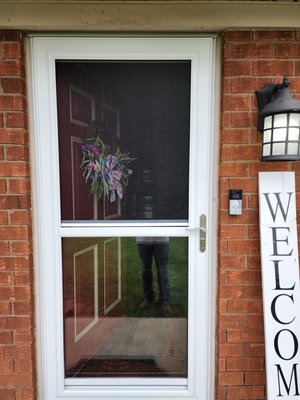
[259, 172, 300, 399]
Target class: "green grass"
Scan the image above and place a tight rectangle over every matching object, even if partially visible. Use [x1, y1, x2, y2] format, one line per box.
[125, 237, 188, 318]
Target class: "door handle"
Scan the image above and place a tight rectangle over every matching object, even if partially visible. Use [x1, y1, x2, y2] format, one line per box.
[185, 215, 206, 252]
[199, 214, 206, 252]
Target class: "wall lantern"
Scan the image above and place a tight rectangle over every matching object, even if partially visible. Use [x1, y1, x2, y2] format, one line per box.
[256, 76, 300, 161]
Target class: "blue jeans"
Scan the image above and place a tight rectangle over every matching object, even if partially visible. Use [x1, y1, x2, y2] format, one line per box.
[137, 243, 170, 304]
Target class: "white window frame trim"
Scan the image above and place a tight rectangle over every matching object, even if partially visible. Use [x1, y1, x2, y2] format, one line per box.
[28, 34, 219, 400]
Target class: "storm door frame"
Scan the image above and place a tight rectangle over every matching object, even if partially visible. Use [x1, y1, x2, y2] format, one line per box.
[29, 34, 218, 400]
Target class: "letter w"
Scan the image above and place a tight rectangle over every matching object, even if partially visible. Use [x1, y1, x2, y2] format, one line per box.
[263, 192, 293, 223]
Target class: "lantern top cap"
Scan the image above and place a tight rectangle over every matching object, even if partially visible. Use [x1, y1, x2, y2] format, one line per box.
[256, 76, 300, 132]
[257, 76, 300, 118]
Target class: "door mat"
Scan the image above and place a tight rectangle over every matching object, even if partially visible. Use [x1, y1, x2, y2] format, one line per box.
[67, 357, 170, 378]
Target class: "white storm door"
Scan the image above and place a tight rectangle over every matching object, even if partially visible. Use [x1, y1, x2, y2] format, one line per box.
[30, 35, 217, 400]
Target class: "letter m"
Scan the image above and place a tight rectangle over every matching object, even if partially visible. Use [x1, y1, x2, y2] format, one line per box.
[276, 363, 300, 397]
[263, 192, 293, 223]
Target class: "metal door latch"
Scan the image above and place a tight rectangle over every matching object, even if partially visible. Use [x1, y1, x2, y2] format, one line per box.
[200, 214, 206, 252]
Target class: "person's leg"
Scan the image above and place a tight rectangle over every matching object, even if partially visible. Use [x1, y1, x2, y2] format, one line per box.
[153, 243, 170, 305]
[137, 244, 155, 303]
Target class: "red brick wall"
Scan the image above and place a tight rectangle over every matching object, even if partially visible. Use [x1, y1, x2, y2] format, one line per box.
[0, 31, 36, 400]
[218, 30, 300, 400]
[1, 28, 300, 400]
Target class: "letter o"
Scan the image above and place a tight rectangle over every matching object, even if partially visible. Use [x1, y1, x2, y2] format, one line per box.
[274, 329, 299, 361]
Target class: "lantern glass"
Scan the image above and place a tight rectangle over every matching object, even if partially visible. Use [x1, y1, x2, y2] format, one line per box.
[263, 130, 271, 143]
[289, 113, 300, 126]
[274, 113, 287, 128]
[264, 116, 272, 130]
[288, 128, 299, 141]
[273, 128, 287, 142]
[288, 142, 299, 155]
[263, 143, 271, 157]
[272, 142, 286, 155]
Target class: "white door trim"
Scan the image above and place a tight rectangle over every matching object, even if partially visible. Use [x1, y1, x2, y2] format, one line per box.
[28, 35, 219, 400]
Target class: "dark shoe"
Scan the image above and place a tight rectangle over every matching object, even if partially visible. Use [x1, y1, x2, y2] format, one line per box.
[161, 304, 173, 313]
[139, 298, 154, 310]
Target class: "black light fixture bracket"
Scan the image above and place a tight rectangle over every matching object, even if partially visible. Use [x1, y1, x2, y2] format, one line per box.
[256, 76, 291, 132]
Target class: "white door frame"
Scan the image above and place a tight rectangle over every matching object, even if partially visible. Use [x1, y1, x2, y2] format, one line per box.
[28, 35, 219, 400]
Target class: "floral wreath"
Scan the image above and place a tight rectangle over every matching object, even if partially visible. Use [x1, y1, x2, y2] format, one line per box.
[80, 122, 135, 202]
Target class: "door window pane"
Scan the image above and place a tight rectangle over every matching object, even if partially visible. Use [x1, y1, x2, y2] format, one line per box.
[56, 61, 190, 221]
[62, 237, 188, 378]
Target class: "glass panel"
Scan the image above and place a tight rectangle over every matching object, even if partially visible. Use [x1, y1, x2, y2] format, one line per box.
[272, 142, 286, 156]
[274, 113, 287, 128]
[287, 142, 299, 155]
[288, 128, 300, 141]
[263, 143, 271, 157]
[289, 113, 300, 127]
[63, 236, 188, 378]
[264, 116, 272, 130]
[56, 62, 191, 222]
[263, 129, 271, 143]
[273, 128, 287, 142]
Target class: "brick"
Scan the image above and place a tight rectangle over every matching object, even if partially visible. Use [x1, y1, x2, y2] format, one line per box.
[15, 388, 37, 400]
[0, 225, 31, 240]
[247, 315, 264, 329]
[5, 145, 29, 161]
[219, 343, 244, 358]
[0, 373, 33, 387]
[219, 285, 246, 299]
[245, 371, 266, 385]
[0, 388, 14, 400]
[221, 128, 249, 144]
[228, 385, 265, 400]
[220, 225, 247, 239]
[223, 31, 252, 41]
[275, 43, 300, 59]
[0, 331, 13, 344]
[0, 210, 9, 224]
[219, 162, 249, 177]
[0, 316, 32, 330]
[11, 241, 32, 255]
[219, 371, 244, 386]
[231, 43, 273, 59]
[13, 271, 32, 286]
[0, 360, 14, 373]
[0, 96, 13, 110]
[0, 128, 28, 144]
[0, 60, 23, 76]
[0, 162, 29, 177]
[0, 179, 7, 192]
[8, 179, 31, 193]
[1, 78, 25, 94]
[253, 30, 295, 41]
[231, 112, 256, 128]
[227, 270, 261, 285]
[0, 42, 22, 58]
[222, 94, 250, 111]
[219, 314, 246, 329]
[0, 344, 32, 359]
[0, 272, 12, 286]
[15, 358, 33, 373]
[9, 210, 32, 225]
[13, 302, 33, 315]
[0, 302, 11, 315]
[219, 254, 246, 269]
[15, 331, 34, 345]
[227, 299, 263, 314]
[5, 112, 27, 128]
[252, 60, 293, 76]
[228, 144, 261, 160]
[227, 329, 264, 343]
[224, 60, 252, 77]
[3, 256, 33, 271]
